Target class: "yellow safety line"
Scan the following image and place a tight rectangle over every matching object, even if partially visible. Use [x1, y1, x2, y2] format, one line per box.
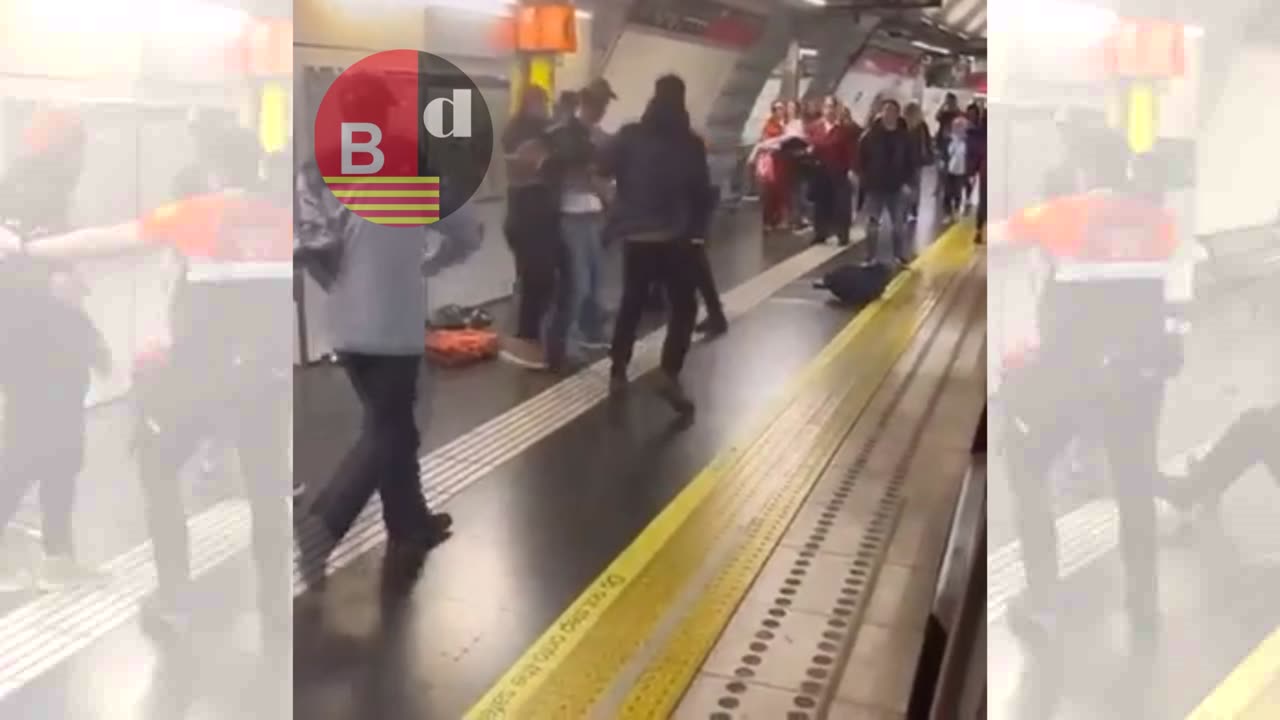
[619, 240, 980, 718]
[464, 222, 978, 719]
[1187, 625, 1280, 720]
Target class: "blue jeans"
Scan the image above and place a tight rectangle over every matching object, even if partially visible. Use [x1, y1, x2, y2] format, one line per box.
[548, 212, 607, 364]
[863, 187, 911, 262]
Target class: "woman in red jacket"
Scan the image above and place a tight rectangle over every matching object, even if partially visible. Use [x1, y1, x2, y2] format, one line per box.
[755, 101, 791, 231]
[807, 96, 855, 246]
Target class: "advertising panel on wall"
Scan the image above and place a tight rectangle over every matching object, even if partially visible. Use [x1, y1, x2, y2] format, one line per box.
[627, 0, 766, 51]
[601, 29, 741, 134]
[834, 47, 921, 127]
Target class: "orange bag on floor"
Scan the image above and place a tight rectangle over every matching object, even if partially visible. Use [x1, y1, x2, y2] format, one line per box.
[425, 329, 499, 367]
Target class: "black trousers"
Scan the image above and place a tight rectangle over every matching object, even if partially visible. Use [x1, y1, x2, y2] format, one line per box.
[611, 241, 699, 377]
[0, 373, 88, 556]
[976, 170, 988, 232]
[1187, 404, 1280, 502]
[943, 173, 967, 215]
[135, 346, 290, 624]
[505, 186, 562, 342]
[310, 354, 432, 543]
[693, 244, 725, 323]
[811, 172, 853, 244]
[1000, 358, 1164, 623]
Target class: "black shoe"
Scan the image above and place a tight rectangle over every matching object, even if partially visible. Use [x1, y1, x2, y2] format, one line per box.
[838, 237, 851, 247]
[294, 513, 338, 592]
[609, 368, 629, 396]
[696, 316, 728, 338]
[896, 255, 914, 267]
[654, 374, 695, 417]
[388, 512, 454, 553]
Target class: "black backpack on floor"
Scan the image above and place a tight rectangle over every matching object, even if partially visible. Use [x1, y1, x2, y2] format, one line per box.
[819, 262, 893, 306]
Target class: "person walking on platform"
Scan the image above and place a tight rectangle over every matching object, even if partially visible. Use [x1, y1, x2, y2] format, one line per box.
[544, 80, 617, 369]
[4, 126, 295, 657]
[0, 109, 111, 592]
[858, 99, 915, 265]
[996, 153, 1181, 654]
[499, 85, 561, 370]
[603, 74, 714, 416]
[293, 76, 484, 589]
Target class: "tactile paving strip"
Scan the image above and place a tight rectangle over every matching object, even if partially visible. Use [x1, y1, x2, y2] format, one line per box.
[677, 271, 985, 720]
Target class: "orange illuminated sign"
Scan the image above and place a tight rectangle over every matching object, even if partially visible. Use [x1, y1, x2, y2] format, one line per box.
[514, 4, 578, 53]
[226, 17, 292, 75]
[1103, 19, 1185, 78]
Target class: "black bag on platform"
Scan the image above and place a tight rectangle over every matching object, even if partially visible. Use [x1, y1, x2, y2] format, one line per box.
[819, 262, 893, 306]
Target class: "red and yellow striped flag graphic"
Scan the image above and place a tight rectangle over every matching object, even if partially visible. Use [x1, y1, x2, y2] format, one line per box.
[323, 176, 441, 225]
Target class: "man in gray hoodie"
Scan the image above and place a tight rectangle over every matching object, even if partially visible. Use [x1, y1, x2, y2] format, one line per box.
[293, 75, 484, 586]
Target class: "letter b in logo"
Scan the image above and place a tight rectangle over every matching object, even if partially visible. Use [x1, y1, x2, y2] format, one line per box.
[341, 122, 384, 174]
[314, 50, 494, 227]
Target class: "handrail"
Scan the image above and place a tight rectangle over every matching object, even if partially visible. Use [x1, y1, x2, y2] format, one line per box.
[906, 407, 987, 720]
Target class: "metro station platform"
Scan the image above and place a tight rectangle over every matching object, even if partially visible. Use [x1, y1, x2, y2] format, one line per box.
[289, 223, 985, 720]
[0, 203, 985, 719]
[987, 226, 1280, 720]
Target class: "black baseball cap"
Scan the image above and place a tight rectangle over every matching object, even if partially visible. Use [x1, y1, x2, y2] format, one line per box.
[583, 78, 617, 102]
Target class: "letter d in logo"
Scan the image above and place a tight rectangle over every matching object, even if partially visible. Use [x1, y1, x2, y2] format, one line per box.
[314, 50, 494, 228]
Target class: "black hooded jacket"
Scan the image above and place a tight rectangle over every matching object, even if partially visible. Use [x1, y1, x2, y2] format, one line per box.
[599, 87, 713, 243]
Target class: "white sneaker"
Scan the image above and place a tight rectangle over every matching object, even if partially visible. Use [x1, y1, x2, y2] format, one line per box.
[37, 554, 108, 592]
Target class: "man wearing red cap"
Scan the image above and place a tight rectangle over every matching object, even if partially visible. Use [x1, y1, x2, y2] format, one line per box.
[0, 122, 294, 657]
[0, 107, 112, 592]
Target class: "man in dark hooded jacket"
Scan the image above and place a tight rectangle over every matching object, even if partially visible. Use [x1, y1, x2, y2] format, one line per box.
[601, 75, 713, 416]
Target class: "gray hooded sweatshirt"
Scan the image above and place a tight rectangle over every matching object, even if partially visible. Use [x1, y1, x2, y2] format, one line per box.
[296, 162, 483, 356]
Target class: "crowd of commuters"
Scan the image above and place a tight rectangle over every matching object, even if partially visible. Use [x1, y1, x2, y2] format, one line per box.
[751, 90, 987, 261]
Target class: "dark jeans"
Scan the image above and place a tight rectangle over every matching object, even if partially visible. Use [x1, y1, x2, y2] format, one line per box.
[1187, 404, 1280, 502]
[976, 170, 987, 232]
[693, 243, 725, 323]
[1000, 357, 1164, 623]
[0, 375, 88, 556]
[811, 171, 853, 244]
[611, 241, 699, 377]
[505, 186, 561, 342]
[863, 187, 911, 262]
[310, 354, 432, 544]
[135, 345, 289, 623]
[943, 173, 967, 216]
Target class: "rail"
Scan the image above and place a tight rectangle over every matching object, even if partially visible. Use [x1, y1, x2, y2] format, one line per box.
[906, 406, 987, 720]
